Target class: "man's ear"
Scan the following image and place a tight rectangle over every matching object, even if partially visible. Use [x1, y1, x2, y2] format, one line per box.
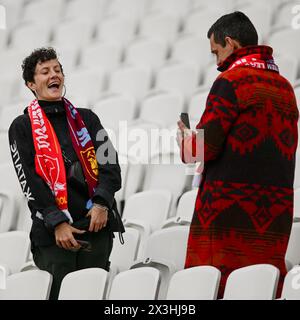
[225, 36, 241, 50]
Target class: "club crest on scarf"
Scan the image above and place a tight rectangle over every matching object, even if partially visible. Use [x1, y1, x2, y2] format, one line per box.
[80, 147, 98, 181]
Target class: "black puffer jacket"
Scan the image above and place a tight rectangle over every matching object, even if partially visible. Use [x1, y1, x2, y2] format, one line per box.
[9, 100, 123, 246]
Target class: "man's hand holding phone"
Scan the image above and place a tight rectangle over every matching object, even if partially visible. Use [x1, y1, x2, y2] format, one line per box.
[177, 113, 193, 147]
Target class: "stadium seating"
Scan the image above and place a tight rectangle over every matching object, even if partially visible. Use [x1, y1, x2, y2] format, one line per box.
[0, 231, 30, 274]
[58, 268, 108, 300]
[108, 267, 160, 300]
[223, 264, 280, 300]
[285, 222, 300, 269]
[166, 266, 221, 300]
[0, 269, 52, 300]
[0, 0, 299, 301]
[281, 265, 300, 300]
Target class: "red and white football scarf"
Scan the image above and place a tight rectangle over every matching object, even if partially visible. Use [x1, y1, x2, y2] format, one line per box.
[228, 53, 279, 72]
[28, 98, 98, 223]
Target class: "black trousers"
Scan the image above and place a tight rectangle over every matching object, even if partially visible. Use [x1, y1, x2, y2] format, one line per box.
[32, 228, 114, 300]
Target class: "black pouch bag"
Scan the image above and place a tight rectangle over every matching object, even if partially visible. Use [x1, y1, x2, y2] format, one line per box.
[68, 161, 86, 189]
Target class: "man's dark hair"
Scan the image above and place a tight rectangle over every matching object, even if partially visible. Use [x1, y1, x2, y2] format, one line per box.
[22, 47, 64, 85]
[207, 11, 258, 47]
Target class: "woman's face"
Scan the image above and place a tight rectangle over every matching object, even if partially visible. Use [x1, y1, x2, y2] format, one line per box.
[27, 59, 64, 101]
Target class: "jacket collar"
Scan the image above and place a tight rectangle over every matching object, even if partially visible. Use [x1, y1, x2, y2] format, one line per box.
[217, 45, 274, 72]
[24, 100, 65, 114]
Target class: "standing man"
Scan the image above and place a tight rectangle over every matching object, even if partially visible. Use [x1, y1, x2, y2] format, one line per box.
[177, 12, 299, 297]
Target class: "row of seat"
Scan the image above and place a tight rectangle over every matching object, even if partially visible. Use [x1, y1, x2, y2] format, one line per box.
[1, 218, 300, 289]
[1, 0, 295, 33]
[1, 263, 300, 300]
[1, 72, 300, 134]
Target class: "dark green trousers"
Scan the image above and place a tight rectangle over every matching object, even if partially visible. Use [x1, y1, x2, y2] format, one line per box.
[32, 229, 113, 300]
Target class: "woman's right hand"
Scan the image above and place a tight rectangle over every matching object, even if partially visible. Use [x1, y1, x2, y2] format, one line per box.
[54, 222, 86, 250]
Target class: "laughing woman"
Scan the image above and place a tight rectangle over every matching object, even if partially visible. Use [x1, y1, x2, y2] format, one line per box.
[8, 47, 124, 300]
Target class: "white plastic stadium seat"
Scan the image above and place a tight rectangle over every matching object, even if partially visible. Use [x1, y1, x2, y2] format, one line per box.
[149, 0, 191, 20]
[240, 3, 272, 42]
[130, 226, 189, 299]
[65, 68, 106, 106]
[281, 266, 300, 300]
[122, 190, 172, 253]
[96, 16, 137, 48]
[223, 264, 280, 300]
[0, 29, 8, 51]
[0, 77, 16, 106]
[80, 42, 122, 73]
[139, 91, 184, 127]
[108, 267, 160, 300]
[125, 37, 168, 72]
[273, 1, 300, 30]
[21, 0, 63, 27]
[166, 266, 221, 300]
[58, 268, 108, 300]
[110, 227, 140, 272]
[0, 231, 30, 275]
[52, 19, 95, 48]
[155, 61, 199, 100]
[193, 0, 235, 12]
[184, 8, 224, 37]
[0, 163, 25, 232]
[294, 188, 300, 222]
[274, 54, 298, 86]
[139, 13, 179, 45]
[63, 0, 105, 23]
[162, 189, 197, 228]
[0, 270, 52, 300]
[269, 29, 300, 70]
[143, 153, 189, 216]
[106, 0, 148, 23]
[188, 89, 209, 121]
[10, 22, 52, 52]
[92, 94, 136, 132]
[142, 226, 189, 271]
[171, 35, 213, 75]
[285, 223, 300, 269]
[108, 65, 152, 103]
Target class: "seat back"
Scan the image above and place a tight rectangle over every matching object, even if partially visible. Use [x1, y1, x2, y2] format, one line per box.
[285, 223, 300, 268]
[58, 268, 108, 300]
[223, 264, 280, 300]
[108, 267, 160, 300]
[281, 266, 300, 300]
[166, 266, 221, 300]
[176, 189, 198, 221]
[110, 227, 140, 272]
[0, 231, 30, 274]
[145, 226, 189, 271]
[123, 189, 172, 232]
[0, 270, 52, 300]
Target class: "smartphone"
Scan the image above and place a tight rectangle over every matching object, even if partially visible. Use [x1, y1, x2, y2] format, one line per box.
[180, 112, 190, 129]
[77, 240, 92, 252]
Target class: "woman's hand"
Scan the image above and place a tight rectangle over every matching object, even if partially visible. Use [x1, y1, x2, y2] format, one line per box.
[86, 204, 108, 232]
[54, 222, 86, 250]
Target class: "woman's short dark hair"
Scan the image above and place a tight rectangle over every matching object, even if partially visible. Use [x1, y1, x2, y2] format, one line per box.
[207, 11, 258, 47]
[22, 47, 64, 85]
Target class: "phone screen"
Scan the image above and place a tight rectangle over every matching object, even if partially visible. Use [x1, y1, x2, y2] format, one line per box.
[180, 113, 190, 129]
